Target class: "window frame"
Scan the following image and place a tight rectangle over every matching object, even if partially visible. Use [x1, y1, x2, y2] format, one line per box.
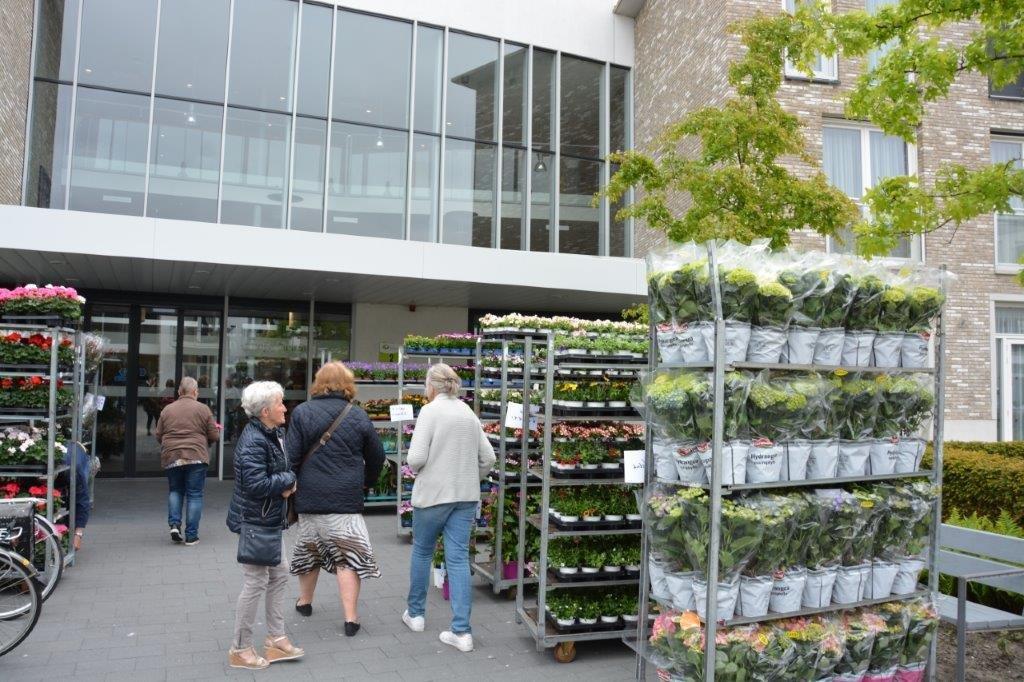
[992, 135, 1024, 272]
[781, 0, 839, 83]
[822, 120, 923, 263]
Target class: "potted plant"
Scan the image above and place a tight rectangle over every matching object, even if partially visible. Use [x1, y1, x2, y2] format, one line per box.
[0, 284, 85, 321]
[607, 381, 630, 408]
[549, 540, 581, 577]
[748, 278, 795, 363]
[578, 441, 603, 470]
[599, 593, 620, 624]
[547, 593, 578, 628]
[815, 268, 857, 365]
[602, 545, 627, 574]
[583, 382, 607, 408]
[576, 597, 600, 627]
[843, 273, 886, 366]
[718, 264, 759, 363]
[779, 261, 834, 364]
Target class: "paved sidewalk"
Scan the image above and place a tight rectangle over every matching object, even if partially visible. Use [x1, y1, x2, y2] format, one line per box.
[1, 479, 640, 681]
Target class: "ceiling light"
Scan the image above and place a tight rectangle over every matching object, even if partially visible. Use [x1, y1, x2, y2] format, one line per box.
[533, 154, 547, 172]
[48, 259, 65, 265]
[186, 114, 196, 124]
[186, 82, 192, 88]
[365, 108, 372, 114]
[279, 96, 286, 101]
[375, 131, 384, 148]
[188, 285, 201, 290]
[84, 67, 92, 74]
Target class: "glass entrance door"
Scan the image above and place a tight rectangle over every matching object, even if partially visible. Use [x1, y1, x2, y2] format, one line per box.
[1000, 339, 1024, 440]
[92, 305, 131, 475]
[135, 308, 180, 474]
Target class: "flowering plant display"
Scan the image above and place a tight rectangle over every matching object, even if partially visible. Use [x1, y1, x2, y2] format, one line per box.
[479, 313, 645, 337]
[900, 599, 939, 668]
[348, 362, 427, 383]
[0, 376, 73, 409]
[0, 426, 65, 466]
[742, 495, 798, 576]
[773, 616, 846, 680]
[752, 279, 795, 328]
[778, 261, 834, 328]
[868, 601, 912, 674]
[833, 610, 886, 679]
[0, 284, 86, 320]
[647, 257, 714, 327]
[403, 333, 479, 353]
[400, 464, 416, 484]
[835, 374, 878, 440]
[0, 481, 63, 511]
[846, 274, 887, 331]
[0, 332, 75, 367]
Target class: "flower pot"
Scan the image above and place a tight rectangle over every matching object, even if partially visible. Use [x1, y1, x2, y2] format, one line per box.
[832, 564, 870, 604]
[502, 561, 519, 580]
[602, 566, 622, 574]
[584, 401, 606, 408]
[895, 663, 927, 682]
[600, 615, 619, 624]
[895, 438, 926, 473]
[561, 515, 579, 523]
[891, 557, 925, 595]
[746, 440, 784, 483]
[869, 438, 898, 476]
[558, 566, 579, 576]
[837, 440, 871, 477]
[864, 559, 899, 599]
[603, 515, 624, 522]
[677, 322, 712, 364]
[782, 440, 811, 481]
[600, 462, 621, 470]
[873, 332, 903, 368]
[770, 567, 807, 614]
[622, 614, 639, 624]
[578, 617, 598, 626]
[664, 570, 698, 612]
[813, 327, 845, 366]
[626, 514, 642, 523]
[807, 439, 840, 480]
[649, 556, 670, 601]
[556, 618, 576, 628]
[700, 440, 748, 485]
[582, 515, 602, 523]
[746, 325, 787, 363]
[608, 401, 628, 408]
[723, 321, 752, 364]
[691, 577, 739, 622]
[737, 574, 773, 617]
[842, 330, 877, 367]
[581, 464, 599, 471]
[625, 563, 641, 572]
[673, 445, 708, 485]
[654, 439, 679, 482]
[581, 566, 600, 574]
[563, 400, 585, 408]
[901, 332, 930, 368]
[802, 566, 838, 608]
[787, 326, 821, 365]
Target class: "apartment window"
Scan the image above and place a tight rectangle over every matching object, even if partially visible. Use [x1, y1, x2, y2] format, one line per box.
[991, 73, 1024, 101]
[783, 0, 838, 81]
[865, 0, 895, 71]
[822, 123, 920, 259]
[992, 138, 1024, 266]
[995, 305, 1024, 440]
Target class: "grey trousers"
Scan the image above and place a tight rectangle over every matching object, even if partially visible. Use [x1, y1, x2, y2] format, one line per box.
[232, 542, 289, 649]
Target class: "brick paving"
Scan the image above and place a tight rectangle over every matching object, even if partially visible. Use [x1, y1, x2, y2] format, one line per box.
[1, 479, 641, 681]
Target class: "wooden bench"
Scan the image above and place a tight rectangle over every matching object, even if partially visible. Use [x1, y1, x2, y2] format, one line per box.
[936, 524, 1024, 682]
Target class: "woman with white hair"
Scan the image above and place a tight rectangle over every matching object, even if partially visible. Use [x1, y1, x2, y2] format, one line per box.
[402, 363, 495, 652]
[225, 381, 304, 670]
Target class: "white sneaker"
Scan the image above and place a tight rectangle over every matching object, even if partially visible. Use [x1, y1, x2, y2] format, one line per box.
[439, 630, 473, 652]
[402, 610, 425, 632]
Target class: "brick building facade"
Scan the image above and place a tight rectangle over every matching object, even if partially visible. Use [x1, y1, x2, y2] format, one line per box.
[629, 0, 1024, 440]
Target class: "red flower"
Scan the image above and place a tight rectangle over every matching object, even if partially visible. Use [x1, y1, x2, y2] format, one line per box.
[30, 376, 42, 386]
[1, 378, 12, 389]
[3, 483, 19, 497]
[28, 485, 46, 496]
[3, 332, 20, 343]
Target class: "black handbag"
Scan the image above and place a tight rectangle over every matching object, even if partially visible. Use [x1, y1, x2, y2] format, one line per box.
[237, 500, 282, 566]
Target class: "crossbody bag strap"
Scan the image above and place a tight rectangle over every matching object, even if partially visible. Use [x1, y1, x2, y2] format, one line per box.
[296, 402, 354, 472]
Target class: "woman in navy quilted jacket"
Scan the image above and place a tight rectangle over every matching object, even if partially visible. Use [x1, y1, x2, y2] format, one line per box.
[286, 362, 385, 637]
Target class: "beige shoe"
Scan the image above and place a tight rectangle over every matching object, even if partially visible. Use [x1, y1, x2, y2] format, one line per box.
[228, 646, 270, 670]
[264, 635, 305, 663]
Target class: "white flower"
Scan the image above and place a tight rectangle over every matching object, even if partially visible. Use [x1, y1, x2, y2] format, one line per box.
[16, 432, 28, 441]
[19, 441, 32, 452]
[7, 447, 14, 454]
[76, 295, 86, 303]
[55, 443, 67, 453]
[24, 284, 37, 290]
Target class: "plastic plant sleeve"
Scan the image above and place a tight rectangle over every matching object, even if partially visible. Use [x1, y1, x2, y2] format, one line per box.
[691, 577, 739, 621]
[802, 566, 838, 608]
[736, 574, 772, 617]
[837, 373, 879, 442]
[899, 598, 939, 669]
[901, 333, 930, 369]
[833, 563, 870, 604]
[891, 557, 925, 595]
[846, 488, 885, 566]
[847, 269, 887, 333]
[746, 438, 784, 483]
[778, 252, 836, 330]
[866, 558, 900, 599]
[868, 601, 912, 676]
[781, 439, 811, 481]
[769, 567, 807, 613]
[820, 260, 858, 331]
[773, 615, 845, 681]
[739, 495, 797, 577]
[833, 610, 885, 680]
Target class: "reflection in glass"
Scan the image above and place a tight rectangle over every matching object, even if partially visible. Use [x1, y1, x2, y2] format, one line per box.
[91, 305, 130, 476]
[532, 50, 555, 152]
[443, 139, 495, 247]
[312, 309, 351, 373]
[560, 56, 602, 159]
[25, 81, 72, 209]
[68, 87, 149, 216]
[155, 0, 229, 101]
[221, 108, 291, 228]
[609, 163, 626, 257]
[147, 98, 222, 222]
[135, 309, 179, 474]
[290, 117, 327, 232]
[413, 26, 443, 133]
[327, 122, 407, 239]
[78, 0, 157, 92]
[610, 66, 629, 155]
[502, 44, 527, 146]
[34, 0, 79, 82]
[559, 156, 601, 255]
[181, 311, 222, 471]
[333, 11, 410, 129]
[445, 33, 498, 142]
[500, 146, 525, 250]
[530, 151, 553, 252]
[228, 0, 296, 111]
[296, 1, 332, 118]
[410, 134, 440, 242]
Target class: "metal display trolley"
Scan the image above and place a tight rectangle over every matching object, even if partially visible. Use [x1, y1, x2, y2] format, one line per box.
[0, 321, 85, 567]
[629, 243, 947, 681]
[512, 330, 649, 663]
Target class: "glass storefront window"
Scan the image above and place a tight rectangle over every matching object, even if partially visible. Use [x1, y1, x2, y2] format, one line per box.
[326, 122, 407, 239]
[610, 66, 629, 155]
[155, 0, 229, 101]
[560, 56, 602, 159]
[530, 150, 554, 252]
[221, 108, 291, 228]
[532, 49, 555, 153]
[445, 33, 498, 142]
[443, 139, 495, 247]
[147, 98, 222, 222]
[135, 308, 179, 475]
[78, 0, 157, 92]
[411, 133, 440, 242]
[502, 44, 527, 147]
[290, 116, 327, 232]
[91, 305, 130, 476]
[25, 81, 72, 209]
[68, 87, 150, 216]
[296, 1, 332, 118]
[34, 0, 79, 82]
[559, 156, 601, 255]
[413, 26, 443, 134]
[228, 0, 297, 112]
[609, 162, 627, 257]
[333, 11, 411, 129]
[312, 308, 352, 372]
[500, 146, 525, 250]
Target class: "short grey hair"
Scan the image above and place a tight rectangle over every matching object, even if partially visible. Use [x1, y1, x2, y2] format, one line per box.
[241, 381, 284, 418]
[425, 363, 460, 398]
[178, 377, 198, 396]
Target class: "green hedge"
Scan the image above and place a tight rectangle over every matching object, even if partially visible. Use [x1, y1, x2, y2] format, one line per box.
[944, 441, 1024, 459]
[924, 447, 1024, 524]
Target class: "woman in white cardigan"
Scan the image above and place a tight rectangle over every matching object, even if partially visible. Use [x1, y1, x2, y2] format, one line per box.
[401, 363, 495, 652]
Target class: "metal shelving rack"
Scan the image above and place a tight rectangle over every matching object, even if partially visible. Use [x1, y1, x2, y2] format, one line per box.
[628, 244, 947, 681]
[513, 331, 649, 663]
[0, 321, 85, 567]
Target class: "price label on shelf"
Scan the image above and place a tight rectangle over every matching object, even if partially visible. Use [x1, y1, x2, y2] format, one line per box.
[624, 450, 645, 484]
[504, 402, 538, 431]
[94, 395, 106, 411]
[389, 404, 414, 422]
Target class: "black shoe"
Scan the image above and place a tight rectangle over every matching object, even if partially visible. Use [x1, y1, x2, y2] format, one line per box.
[295, 600, 312, 617]
[344, 622, 360, 637]
[169, 525, 182, 543]
[184, 536, 199, 546]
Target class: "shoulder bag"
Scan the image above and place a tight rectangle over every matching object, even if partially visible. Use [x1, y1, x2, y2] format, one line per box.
[238, 500, 282, 566]
[286, 402, 353, 525]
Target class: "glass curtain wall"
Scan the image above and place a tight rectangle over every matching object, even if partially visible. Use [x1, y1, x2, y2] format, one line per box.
[25, 0, 632, 256]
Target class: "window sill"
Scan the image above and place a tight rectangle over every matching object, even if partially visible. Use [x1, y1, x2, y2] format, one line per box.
[995, 264, 1024, 276]
[784, 73, 840, 86]
[989, 94, 1024, 103]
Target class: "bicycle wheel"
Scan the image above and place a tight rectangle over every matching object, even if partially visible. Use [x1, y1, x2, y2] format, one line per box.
[0, 550, 42, 657]
[31, 515, 64, 602]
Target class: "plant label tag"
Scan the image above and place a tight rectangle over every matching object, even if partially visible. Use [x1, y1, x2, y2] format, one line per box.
[624, 450, 645, 484]
[504, 402, 537, 430]
[95, 395, 106, 411]
[389, 404, 414, 422]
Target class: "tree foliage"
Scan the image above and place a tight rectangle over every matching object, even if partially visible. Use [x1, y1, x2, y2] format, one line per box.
[602, 0, 1024, 260]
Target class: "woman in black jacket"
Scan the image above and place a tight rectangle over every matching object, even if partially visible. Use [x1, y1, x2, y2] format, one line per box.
[286, 362, 385, 637]
[226, 381, 303, 670]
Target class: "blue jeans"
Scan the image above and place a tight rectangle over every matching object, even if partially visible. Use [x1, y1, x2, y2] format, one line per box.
[407, 501, 476, 634]
[167, 463, 207, 540]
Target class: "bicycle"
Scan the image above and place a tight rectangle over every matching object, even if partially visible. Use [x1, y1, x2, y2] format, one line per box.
[0, 525, 42, 657]
[0, 500, 64, 603]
